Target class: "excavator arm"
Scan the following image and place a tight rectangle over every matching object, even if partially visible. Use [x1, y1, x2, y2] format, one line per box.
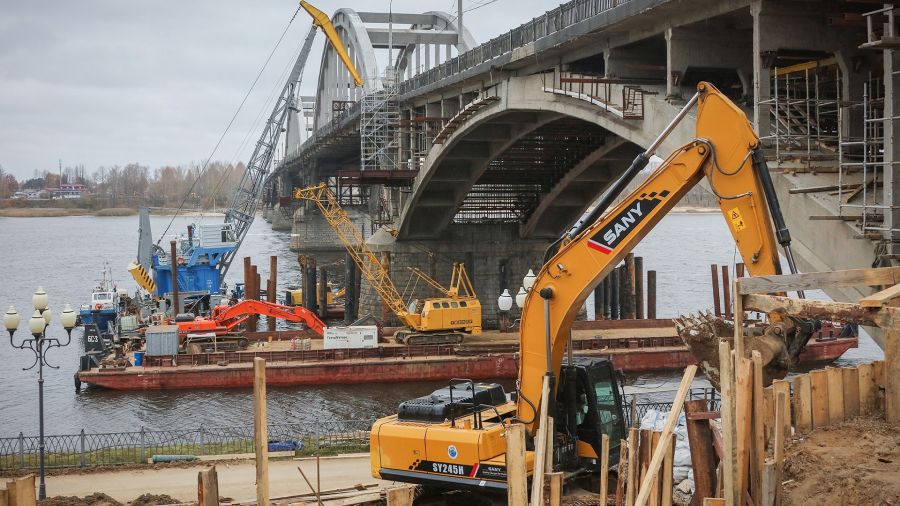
[517, 82, 796, 432]
[300, 1, 363, 87]
[212, 299, 326, 337]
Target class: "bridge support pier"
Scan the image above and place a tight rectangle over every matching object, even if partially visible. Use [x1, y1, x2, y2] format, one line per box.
[357, 224, 548, 329]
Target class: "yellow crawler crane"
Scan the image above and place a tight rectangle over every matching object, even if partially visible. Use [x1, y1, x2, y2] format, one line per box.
[294, 183, 482, 345]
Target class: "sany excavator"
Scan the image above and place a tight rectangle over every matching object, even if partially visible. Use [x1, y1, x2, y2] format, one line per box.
[295, 184, 483, 345]
[369, 82, 815, 491]
[176, 300, 326, 337]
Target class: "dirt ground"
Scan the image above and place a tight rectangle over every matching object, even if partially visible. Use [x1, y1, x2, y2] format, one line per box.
[782, 416, 900, 506]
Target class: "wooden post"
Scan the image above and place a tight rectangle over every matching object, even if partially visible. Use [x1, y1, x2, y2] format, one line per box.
[548, 472, 563, 506]
[842, 367, 860, 419]
[633, 365, 698, 506]
[825, 367, 845, 424]
[792, 374, 813, 433]
[734, 358, 752, 503]
[773, 392, 787, 506]
[599, 434, 610, 504]
[885, 331, 900, 422]
[9, 475, 36, 506]
[198, 466, 220, 506]
[639, 429, 652, 492]
[684, 399, 717, 505]
[735, 263, 745, 279]
[170, 240, 180, 315]
[625, 253, 637, 319]
[760, 460, 776, 506]
[626, 428, 639, 506]
[858, 363, 876, 416]
[750, 351, 765, 505]
[650, 431, 661, 506]
[616, 438, 628, 506]
[809, 370, 829, 429]
[721, 266, 731, 319]
[718, 342, 737, 506]
[386, 486, 415, 506]
[506, 424, 528, 506]
[771, 380, 791, 442]
[253, 358, 269, 506]
[267, 256, 278, 331]
[647, 270, 657, 319]
[732, 279, 744, 361]
[635, 257, 645, 319]
[711, 264, 722, 317]
[873, 360, 886, 412]
[0, 488, 8, 506]
[248, 264, 259, 330]
[545, 416, 554, 474]
[530, 375, 552, 506]
[661, 438, 674, 506]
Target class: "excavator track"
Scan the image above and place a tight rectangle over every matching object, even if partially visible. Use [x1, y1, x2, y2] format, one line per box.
[394, 331, 466, 346]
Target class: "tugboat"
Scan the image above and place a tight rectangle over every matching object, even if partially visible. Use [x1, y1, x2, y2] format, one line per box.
[78, 264, 121, 332]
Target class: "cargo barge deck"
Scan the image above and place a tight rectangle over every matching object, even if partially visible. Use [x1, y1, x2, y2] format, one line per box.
[76, 319, 857, 390]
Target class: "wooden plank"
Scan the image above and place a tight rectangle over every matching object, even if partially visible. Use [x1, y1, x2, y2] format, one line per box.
[9, 475, 35, 506]
[718, 343, 737, 506]
[751, 351, 765, 506]
[254, 358, 270, 506]
[506, 424, 528, 506]
[386, 486, 415, 506]
[198, 466, 220, 506]
[772, 380, 791, 441]
[0, 488, 7, 506]
[661, 438, 674, 506]
[826, 367, 845, 424]
[545, 417, 554, 474]
[763, 387, 774, 443]
[760, 460, 776, 506]
[842, 367, 861, 419]
[774, 393, 787, 506]
[633, 365, 698, 506]
[858, 283, 900, 307]
[684, 400, 717, 503]
[626, 429, 639, 506]
[734, 358, 753, 502]
[650, 431, 661, 506]
[735, 267, 900, 295]
[809, 370, 830, 429]
[732, 280, 742, 360]
[857, 363, 876, 415]
[530, 375, 552, 506]
[792, 374, 813, 433]
[616, 438, 627, 506]
[886, 333, 900, 423]
[599, 434, 610, 504]
[639, 429, 652, 494]
[702, 500, 725, 506]
[548, 472, 563, 506]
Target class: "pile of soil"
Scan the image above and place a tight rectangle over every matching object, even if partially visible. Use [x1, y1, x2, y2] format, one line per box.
[782, 416, 900, 505]
[128, 493, 179, 506]
[41, 492, 121, 506]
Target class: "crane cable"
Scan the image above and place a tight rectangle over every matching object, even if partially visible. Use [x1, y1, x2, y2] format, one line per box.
[156, 5, 303, 246]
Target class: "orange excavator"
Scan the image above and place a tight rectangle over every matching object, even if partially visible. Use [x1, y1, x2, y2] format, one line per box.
[176, 300, 326, 337]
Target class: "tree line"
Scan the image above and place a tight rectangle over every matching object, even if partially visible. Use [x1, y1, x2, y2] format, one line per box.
[0, 162, 247, 209]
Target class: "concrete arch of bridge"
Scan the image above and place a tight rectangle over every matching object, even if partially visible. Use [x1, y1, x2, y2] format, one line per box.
[397, 75, 686, 240]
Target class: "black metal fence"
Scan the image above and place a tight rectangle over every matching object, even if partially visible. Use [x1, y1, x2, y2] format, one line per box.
[0, 419, 372, 471]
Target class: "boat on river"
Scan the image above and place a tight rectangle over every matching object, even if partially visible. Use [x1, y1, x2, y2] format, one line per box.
[78, 264, 121, 332]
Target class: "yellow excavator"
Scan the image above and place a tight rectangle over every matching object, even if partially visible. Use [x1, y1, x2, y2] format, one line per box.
[294, 183, 483, 345]
[369, 82, 814, 491]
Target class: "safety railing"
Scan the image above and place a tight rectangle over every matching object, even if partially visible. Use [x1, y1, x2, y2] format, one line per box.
[0, 420, 373, 470]
[623, 387, 721, 427]
[542, 70, 654, 120]
[399, 0, 635, 95]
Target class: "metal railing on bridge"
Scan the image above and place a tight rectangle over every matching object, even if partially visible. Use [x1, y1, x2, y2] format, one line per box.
[398, 0, 634, 95]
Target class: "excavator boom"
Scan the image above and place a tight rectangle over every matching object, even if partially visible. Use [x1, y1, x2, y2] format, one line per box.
[177, 299, 326, 337]
[300, 1, 363, 87]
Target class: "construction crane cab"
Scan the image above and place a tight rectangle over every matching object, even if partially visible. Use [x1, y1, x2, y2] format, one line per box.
[370, 82, 812, 493]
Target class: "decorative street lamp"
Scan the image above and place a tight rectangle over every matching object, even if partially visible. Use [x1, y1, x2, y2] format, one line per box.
[514, 269, 538, 310]
[5, 288, 76, 500]
[497, 289, 513, 332]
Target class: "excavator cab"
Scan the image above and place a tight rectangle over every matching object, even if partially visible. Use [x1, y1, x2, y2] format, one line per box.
[555, 357, 626, 469]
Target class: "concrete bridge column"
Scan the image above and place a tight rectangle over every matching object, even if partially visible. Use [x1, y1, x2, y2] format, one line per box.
[665, 25, 752, 101]
[357, 224, 548, 328]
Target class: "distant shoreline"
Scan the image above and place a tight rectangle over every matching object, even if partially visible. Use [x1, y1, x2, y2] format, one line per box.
[0, 207, 225, 218]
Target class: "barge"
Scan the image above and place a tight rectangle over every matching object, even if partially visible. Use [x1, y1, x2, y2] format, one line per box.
[75, 319, 857, 390]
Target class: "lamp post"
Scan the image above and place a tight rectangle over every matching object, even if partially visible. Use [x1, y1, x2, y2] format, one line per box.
[4, 288, 76, 500]
[497, 289, 513, 332]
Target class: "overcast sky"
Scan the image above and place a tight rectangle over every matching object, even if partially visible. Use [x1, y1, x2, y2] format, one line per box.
[0, 0, 550, 180]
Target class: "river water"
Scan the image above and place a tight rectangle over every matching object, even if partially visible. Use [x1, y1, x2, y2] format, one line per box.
[0, 213, 882, 437]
